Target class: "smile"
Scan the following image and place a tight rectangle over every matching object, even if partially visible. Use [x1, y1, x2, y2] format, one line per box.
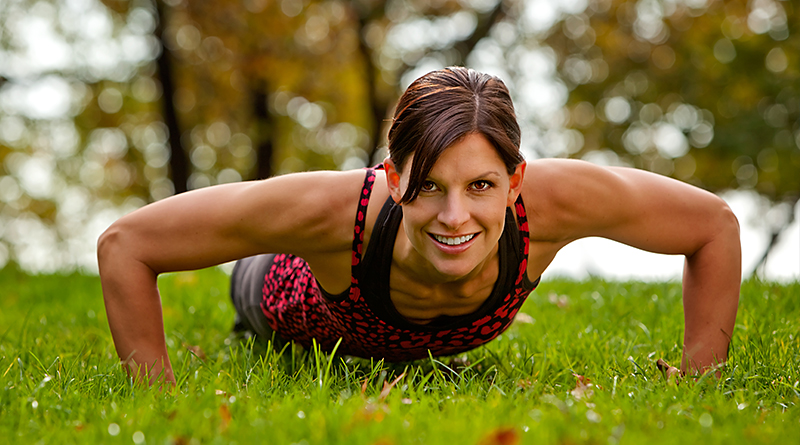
[431, 233, 476, 246]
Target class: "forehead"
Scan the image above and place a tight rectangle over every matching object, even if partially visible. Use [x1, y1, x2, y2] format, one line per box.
[401, 133, 508, 181]
[424, 133, 506, 178]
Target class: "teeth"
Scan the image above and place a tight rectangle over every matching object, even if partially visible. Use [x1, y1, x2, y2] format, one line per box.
[433, 234, 475, 246]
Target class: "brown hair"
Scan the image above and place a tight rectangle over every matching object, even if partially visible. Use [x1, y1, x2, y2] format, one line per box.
[387, 66, 523, 203]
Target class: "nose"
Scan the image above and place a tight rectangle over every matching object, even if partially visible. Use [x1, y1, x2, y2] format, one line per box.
[437, 192, 470, 230]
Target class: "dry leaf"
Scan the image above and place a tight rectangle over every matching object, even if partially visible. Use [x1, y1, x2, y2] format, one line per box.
[379, 372, 406, 401]
[357, 402, 388, 423]
[656, 358, 681, 383]
[182, 343, 207, 361]
[570, 373, 594, 400]
[479, 428, 520, 445]
[219, 404, 232, 431]
[516, 379, 536, 389]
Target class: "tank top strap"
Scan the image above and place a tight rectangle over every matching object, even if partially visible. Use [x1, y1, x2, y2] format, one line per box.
[351, 166, 378, 270]
[513, 194, 530, 273]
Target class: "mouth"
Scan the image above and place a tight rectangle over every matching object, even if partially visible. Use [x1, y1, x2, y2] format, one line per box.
[430, 233, 477, 246]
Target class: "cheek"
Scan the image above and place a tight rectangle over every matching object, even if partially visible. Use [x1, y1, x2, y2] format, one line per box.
[475, 201, 508, 227]
[400, 207, 431, 237]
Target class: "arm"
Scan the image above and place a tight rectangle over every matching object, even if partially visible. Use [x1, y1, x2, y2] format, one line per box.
[97, 170, 364, 384]
[525, 160, 741, 375]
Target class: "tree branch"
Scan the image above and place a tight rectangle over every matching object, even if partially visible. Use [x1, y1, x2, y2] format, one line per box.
[751, 197, 799, 279]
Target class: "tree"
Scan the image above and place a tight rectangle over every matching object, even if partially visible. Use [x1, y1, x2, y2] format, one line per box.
[541, 0, 799, 276]
[0, 0, 796, 274]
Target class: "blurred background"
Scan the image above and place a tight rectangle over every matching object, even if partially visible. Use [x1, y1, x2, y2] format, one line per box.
[0, 0, 797, 281]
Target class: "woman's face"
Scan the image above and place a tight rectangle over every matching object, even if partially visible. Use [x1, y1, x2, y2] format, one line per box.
[386, 133, 526, 281]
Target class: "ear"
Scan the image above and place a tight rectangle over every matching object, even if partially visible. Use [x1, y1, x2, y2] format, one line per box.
[383, 157, 403, 204]
[506, 161, 527, 207]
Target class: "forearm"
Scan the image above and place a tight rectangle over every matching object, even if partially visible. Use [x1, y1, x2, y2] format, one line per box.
[98, 235, 175, 385]
[680, 211, 741, 374]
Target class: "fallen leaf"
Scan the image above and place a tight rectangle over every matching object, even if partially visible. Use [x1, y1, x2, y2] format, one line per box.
[571, 373, 594, 400]
[379, 372, 406, 401]
[656, 358, 681, 383]
[182, 343, 207, 361]
[479, 427, 519, 445]
[357, 402, 388, 422]
[516, 379, 536, 389]
[219, 404, 232, 431]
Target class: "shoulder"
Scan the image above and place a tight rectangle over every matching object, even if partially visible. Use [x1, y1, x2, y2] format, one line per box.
[520, 158, 735, 250]
[523, 158, 625, 199]
[250, 168, 380, 253]
[168, 168, 378, 258]
[99, 168, 382, 275]
[521, 159, 626, 242]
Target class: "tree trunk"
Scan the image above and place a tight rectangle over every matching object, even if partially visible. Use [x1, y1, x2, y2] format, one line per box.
[353, 2, 390, 164]
[252, 83, 274, 179]
[751, 197, 799, 279]
[354, 1, 507, 164]
[453, 2, 506, 64]
[154, 0, 188, 195]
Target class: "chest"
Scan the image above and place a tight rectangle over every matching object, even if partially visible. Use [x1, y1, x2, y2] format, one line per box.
[387, 260, 498, 324]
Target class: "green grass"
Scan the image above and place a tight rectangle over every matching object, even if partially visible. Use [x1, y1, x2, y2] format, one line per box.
[1, 265, 798, 444]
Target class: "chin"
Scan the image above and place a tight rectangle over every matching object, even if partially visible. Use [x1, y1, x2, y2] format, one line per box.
[420, 237, 493, 281]
[429, 256, 482, 281]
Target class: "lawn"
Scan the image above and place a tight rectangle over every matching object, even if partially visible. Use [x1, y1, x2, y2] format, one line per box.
[1, 265, 798, 444]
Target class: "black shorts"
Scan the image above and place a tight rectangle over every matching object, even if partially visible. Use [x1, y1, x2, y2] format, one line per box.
[230, 254, 280, 341]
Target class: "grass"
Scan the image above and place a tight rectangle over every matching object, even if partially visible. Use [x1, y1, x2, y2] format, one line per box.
[1, 264, 798, 444]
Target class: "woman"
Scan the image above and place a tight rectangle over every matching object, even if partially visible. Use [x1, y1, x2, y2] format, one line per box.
[98, 67, 741, 385]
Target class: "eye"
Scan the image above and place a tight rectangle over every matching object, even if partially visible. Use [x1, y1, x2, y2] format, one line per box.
[420, 180, 438, 192]
[470, 180, 493, 191]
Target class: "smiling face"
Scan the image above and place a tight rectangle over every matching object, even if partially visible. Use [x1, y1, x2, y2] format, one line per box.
[386, 133, 526, 282]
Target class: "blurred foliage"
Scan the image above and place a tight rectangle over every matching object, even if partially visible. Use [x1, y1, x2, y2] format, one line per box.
[0, 0, 798, 272]
[546, 0, 799, 202]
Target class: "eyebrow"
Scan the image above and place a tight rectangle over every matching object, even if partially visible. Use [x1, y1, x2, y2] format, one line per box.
[467, 171, 502, 182]
[425, 170, 503, 183]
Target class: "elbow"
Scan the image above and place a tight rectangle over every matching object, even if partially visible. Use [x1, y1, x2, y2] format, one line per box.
[687, 196, 741, 259]
[97, 216, 162, 279]
[97, 218, 145, 275]
[97, 221, 122, 274]
[715, 197, 741, 243]
[683, 197, 742, 280]
[697, 196, 741, 266]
